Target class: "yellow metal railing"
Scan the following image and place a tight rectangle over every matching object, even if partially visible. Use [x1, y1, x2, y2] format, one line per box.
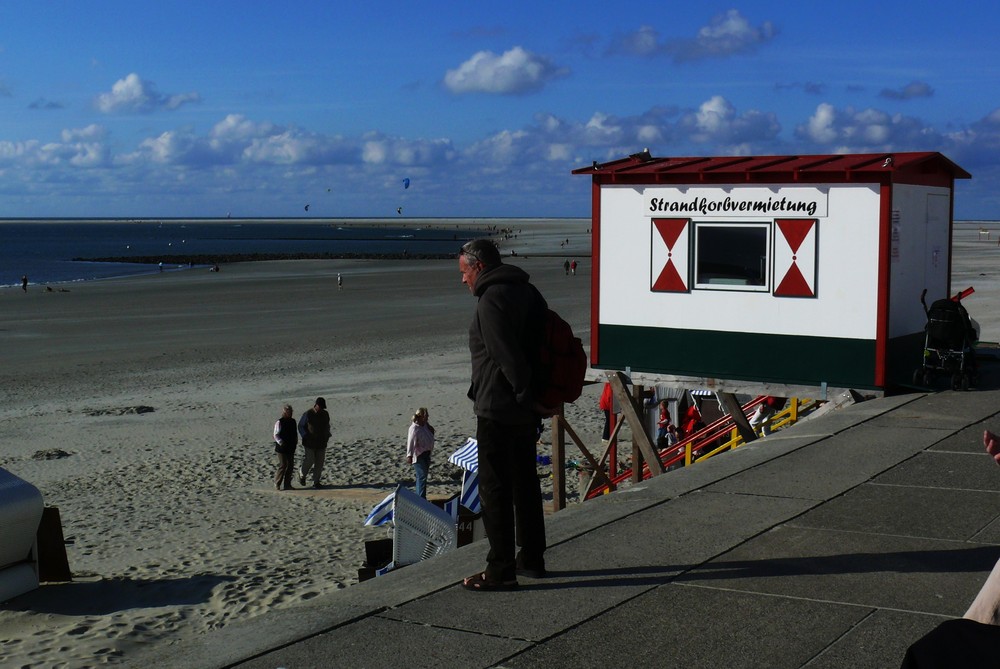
[687, 397, 818, 465]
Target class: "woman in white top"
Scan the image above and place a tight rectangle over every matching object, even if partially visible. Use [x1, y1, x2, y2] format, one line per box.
[406, 407, 435, 498]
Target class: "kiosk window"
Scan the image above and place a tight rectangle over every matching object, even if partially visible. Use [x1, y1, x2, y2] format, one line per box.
[694, 223, 770, 291]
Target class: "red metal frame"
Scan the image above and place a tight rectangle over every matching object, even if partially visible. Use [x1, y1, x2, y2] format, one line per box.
[585, 395, 767, 500]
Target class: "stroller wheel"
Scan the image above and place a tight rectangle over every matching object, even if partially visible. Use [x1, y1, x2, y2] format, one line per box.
[952, 373, 962, 391]
[912, 369, 922, 386]
[961, 374, 971, 391]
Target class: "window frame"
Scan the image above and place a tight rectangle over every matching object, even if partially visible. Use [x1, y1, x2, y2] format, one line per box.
[692, 221, 772, 293]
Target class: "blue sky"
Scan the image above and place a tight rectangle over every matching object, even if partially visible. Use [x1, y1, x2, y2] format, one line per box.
[1, 1, 998, 219]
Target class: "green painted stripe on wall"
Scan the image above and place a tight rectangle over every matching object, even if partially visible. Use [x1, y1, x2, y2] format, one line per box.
[597, 324, 878, 389]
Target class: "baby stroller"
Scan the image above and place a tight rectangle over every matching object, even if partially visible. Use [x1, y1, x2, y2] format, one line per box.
[913, 288, 979, 390]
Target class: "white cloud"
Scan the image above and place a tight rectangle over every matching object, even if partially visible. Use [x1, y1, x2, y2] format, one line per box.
[681, 96, 781, 147]
[611, 25, 661, 57]
[0, 129, 111, 168]
[61, 124, 106, 142]
[688, 9, 777, 60]
[444, 46, 568, 95]
[133, 130, 201, 164]
[945, 107, 1000, 168]
[95, 73, 201, 114]
[879, 80, 934, 101]
[804, 103, 838, 143]
[361, 133, 455, 166]
[0, 140, 41, 162]
[795, 102, 943, 152]
[464, 97, 779, 168]
[609, 11, 777, 62]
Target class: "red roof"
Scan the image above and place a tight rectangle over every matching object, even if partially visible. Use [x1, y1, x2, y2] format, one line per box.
[573, 151, 970, 187]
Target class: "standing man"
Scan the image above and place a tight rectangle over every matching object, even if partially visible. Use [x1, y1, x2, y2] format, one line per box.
[458, 239, 547, 591]
[298, 397, 331, 489]
[273, 404, 298, 490]
[21, 275, 28, 292]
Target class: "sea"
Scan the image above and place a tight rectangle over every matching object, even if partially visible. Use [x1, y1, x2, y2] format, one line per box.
[0, 218, 490, 288]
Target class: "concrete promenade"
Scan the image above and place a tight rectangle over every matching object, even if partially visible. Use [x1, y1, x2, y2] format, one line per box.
[146, 383, 1000, 668]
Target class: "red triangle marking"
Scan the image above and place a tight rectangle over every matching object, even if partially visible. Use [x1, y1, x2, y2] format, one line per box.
[653, 259, 686, 291]
[776, 219, 814, 254]
[654, 218, 687, 250]
[774, 262, 812, 297]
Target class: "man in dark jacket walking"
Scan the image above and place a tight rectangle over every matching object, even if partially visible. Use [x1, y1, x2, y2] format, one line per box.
[298, 397, 331, 489]
[273, 404, 298, 490]
[458, 239, 547, 591]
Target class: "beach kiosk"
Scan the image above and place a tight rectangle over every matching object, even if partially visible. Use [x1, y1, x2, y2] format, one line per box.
[573, 151, 971, 397]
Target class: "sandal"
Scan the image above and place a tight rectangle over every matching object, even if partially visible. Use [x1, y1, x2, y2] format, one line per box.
[461, 572, 518, 592]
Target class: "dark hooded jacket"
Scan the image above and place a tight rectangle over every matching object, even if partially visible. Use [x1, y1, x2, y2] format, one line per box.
[467, 263, 546, 425]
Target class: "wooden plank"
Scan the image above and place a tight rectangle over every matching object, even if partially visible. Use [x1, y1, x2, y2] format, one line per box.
[631, 384, 645, 484]
[561, 419, 615, 490]
[717, 391, 757, 444]
[609, 372, 664, 476]
[550, 410, 566, 512]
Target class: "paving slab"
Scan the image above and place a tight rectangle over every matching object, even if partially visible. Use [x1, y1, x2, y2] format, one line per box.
[788, 481, 1000, 541]
[706, 425, 945, 500]
[874, 450, 1000, 491]
[503, 583, 867, 669]
[868, 389, 1000, 430]
[235, 615, 530, 669]
[676, 525, 998, 617]
[928, 418, 998, 453]
[804, 609, 950, 669]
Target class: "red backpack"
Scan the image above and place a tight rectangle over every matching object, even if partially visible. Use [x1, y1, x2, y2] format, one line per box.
[534, 309, 588, 415]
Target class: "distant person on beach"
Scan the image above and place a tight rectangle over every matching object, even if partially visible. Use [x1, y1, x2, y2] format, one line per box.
[21, 275, 28, 292]
[571, 260, 577, 275]
[273, 404, 298, 490]
[563, 260, 570, 275]
[158, 262, 163, 272]
[458, 238, 547, 591]
[406, 407, 435, 498]
[899, 429, 1000, 667]
[297, 397, 331, 489]
[337, 273, 342, 290]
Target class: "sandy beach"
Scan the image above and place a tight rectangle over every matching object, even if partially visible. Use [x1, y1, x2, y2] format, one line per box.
[3, 218, 1000, 668]
[0, 220, 597, 668]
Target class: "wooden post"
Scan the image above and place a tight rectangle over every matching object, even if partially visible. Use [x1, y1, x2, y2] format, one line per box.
[608, 412, 617, 478]
[36, 506, 71, 583]
[717, 392, 757, 444]
[551, 408, 566, 512]
[608, 372, 664, 476]
[631, 384, 645, 483]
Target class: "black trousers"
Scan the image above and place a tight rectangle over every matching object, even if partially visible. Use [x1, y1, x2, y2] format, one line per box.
[476, 416, 546, 581]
